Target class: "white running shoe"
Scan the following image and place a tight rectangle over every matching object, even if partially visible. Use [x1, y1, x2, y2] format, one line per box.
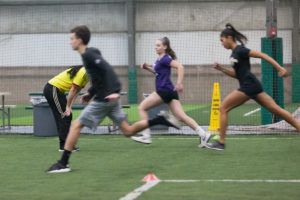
[158, 111, 181, 130]
[131, 129, 152, 144]
[131, 135, 152, 144]
[198, 131, 211, 148]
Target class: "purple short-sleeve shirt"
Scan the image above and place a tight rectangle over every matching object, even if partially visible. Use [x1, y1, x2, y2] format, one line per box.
[153, 54, 174, 92]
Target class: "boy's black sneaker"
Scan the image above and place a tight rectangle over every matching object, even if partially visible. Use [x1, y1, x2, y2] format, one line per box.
[46, 161, 71, 173]
[206, 141, 225, 151]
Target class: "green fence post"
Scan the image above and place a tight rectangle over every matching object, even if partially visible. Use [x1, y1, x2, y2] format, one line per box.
[261, 37, 284, 124]
[127, 0, 137, 104]
[292, 63, 300, 102]
[128, 67, 137, 103]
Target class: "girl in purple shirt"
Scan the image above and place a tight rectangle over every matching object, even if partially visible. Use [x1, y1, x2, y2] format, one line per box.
[132, 37, 210, 147]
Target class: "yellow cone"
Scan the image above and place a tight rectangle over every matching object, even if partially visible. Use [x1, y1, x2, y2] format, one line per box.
[208, 82, 221, 131]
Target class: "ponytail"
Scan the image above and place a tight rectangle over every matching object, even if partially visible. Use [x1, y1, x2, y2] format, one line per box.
[160, 37, 177, 60]
[67, 65, 83, 79]
[166, 48, 177, 60]
[221, 23, 248, 45]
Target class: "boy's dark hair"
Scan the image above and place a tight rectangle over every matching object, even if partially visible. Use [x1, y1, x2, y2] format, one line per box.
[67, 65, 84, 79]
[70, 25, 91, 45]
[221, 23, 248, 45]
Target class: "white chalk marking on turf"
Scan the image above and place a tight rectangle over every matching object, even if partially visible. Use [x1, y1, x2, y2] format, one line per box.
[244, 108, 261, 117]
[163, 179, 300, 183]
[154, 137, 295, 140]
[153, 137, 296, 141]
[119, 179, 300, 199]
[119, 180, 161, 200]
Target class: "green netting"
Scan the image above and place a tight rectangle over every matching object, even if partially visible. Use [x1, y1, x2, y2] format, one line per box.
[0, 1, 296, 134]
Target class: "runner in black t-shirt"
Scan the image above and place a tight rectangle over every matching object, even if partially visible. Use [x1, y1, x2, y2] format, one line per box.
[206, 23, 300, 151]
[46, 26, 180, 173]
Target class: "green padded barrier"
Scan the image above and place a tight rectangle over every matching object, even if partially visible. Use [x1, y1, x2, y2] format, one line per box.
[128, 67, 138, 104]
[292, 63, 300, 103]
[261, 37, 284, 124]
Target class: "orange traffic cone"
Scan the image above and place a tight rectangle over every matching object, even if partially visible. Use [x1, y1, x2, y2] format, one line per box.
[142, 172, 160, 182]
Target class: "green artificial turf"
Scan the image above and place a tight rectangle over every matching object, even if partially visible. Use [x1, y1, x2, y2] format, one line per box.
[0, 135, 299, 200]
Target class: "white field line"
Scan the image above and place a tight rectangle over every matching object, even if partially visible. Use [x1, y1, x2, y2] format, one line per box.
[244, 108, 261, 117]
[119, 179, 300, 200]
[154, 137, 295, 140]
[163, 179, 300, 183]
[119, 180, 161, 200]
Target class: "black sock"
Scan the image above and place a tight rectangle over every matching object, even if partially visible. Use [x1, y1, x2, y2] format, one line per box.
[59, 142, 65, 150]
[59, 150, 72, 166]
[148, 116, 163, 127]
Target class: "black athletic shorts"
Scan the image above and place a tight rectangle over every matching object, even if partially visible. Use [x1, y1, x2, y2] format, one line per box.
[238, 80, 263, 99]
[156, 90, 179, 103]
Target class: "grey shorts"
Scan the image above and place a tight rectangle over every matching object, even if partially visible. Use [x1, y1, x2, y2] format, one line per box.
[78, 100, 126, 131]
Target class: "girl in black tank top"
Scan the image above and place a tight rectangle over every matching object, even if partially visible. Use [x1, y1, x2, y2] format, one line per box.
[206, 23, 300, 151]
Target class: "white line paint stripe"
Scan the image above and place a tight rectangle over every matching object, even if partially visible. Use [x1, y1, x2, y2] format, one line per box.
[163, 179, 300, 183]
[119, 179, 300, 199]
[244, 108, 261, 117]
[163, 180, 200, 183]
[154, 137, 295, 140]
[119, 180, 161, 200]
